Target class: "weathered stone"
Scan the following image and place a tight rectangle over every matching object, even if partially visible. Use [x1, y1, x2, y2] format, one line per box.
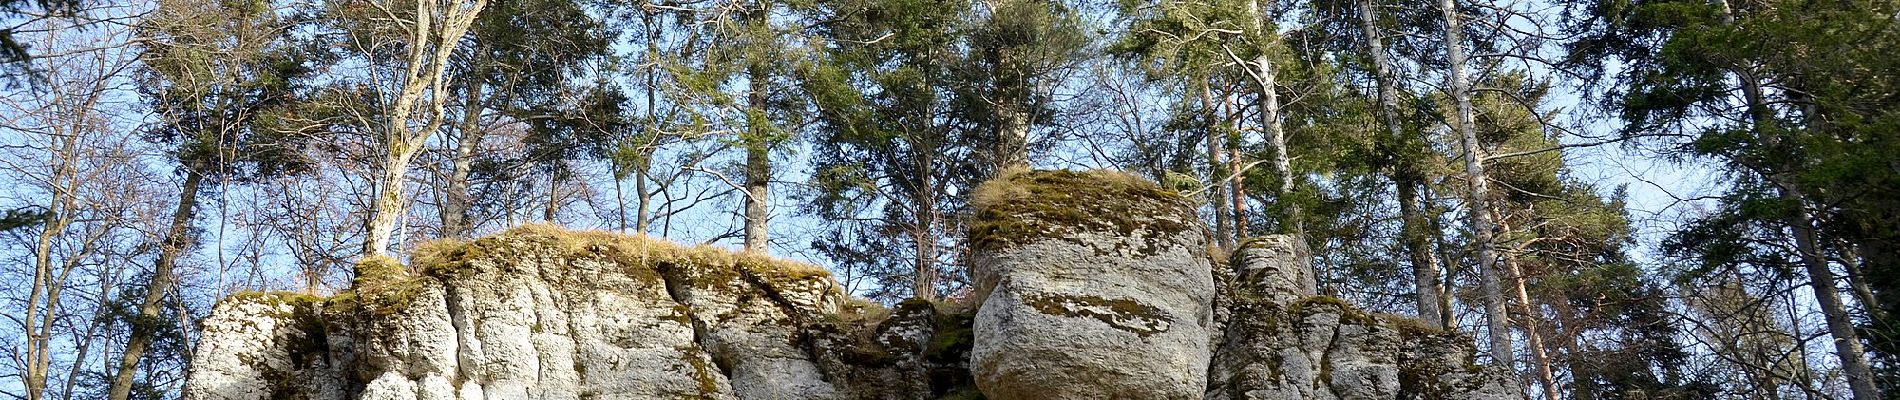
[968, 170, 1216, 400]
[1235, 235, 1316, 303]
[187, 226, 838, 400]
[185, 170, 1527, 400]
[183, 292, 348, 400]
[1208, 235, 1520, 400]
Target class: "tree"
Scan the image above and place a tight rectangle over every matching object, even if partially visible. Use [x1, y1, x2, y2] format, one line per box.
[435, 0, 613, 238]
[1436, 0, 1513, 367]
[113, 0, 315, 397]
[803, 0, 977, 300]
[1564, 0, 1898, 397]
[320, 0, 488, 258]
[1349, 0, 1448, 328]
[959, 0, 1086, 175]
[0, 6, 165, 398]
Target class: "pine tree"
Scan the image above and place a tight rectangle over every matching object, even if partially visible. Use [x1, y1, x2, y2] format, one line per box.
[118, 2, 316, 397]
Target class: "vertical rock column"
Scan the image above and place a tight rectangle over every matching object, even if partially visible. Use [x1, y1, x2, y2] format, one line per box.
[967, 170, 1215, 400]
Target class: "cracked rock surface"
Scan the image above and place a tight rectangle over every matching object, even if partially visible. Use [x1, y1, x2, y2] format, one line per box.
[185, 170, 1523, 400]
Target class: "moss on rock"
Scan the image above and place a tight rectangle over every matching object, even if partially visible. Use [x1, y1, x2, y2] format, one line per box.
[968, 169, 1197, 253]
[350, 255, 424, 317]
[1019, 292, 1173, 337]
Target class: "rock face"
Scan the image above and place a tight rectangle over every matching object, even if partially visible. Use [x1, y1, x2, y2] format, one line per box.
[185, 170, 1521, 400]
[966, 170, 1215, 400]
[185, 227, 845, 400]
[1206, 237, 1520, 400]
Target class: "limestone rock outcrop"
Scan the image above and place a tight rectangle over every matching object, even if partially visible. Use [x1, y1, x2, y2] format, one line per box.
[184, 170, 1522, 400]
[1207, 238, 1520, 400]
[185, 227, 844, 400]
[966, 170, 1215, 400]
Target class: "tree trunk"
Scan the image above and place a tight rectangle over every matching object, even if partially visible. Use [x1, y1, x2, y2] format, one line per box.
[360, 0, 487, 259]
[1360, 0, 1444, 328]
[544, 168, 560, 221]
[743, 63, 771, 254]
[365, 142, 421, 258]
[1840, 245, 1885, 321]
[107, 166, 203, 400]
[442, 75, 483, 238]
[995, 100, 1029, 173]
[1202, 82, 1231, 249]
[23, 134, 79, 400]
[1502, 247, 1560, 399]
[635, 155, 652, 233]
[1249, 0, 1299, 237]
[914, 153, 939, 300]
[1786, 191, 1882, 400]
[637, 9, 660, 234]
[1224, 91, 1249, 240]
[1437, 0, 1514, 366]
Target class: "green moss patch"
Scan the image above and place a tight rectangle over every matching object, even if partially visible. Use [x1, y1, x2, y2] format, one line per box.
[350, 256, 424, 317]
[969, 169, 1198, 253]
[677, 345, 724, 398]
[1289, 296, 1381, 327]
[444, 224, 834, 290]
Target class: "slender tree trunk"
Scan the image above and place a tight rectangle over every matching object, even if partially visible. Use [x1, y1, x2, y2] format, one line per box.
[545, 169, 560, 221]
[23, 134, 78, 400]
[361, 0, 487, 259]
[615, 168, 627, 231]
[1841, 245, 1884, 320]
[442, 75, 483, 238]
[1715, 1, 1879, 394]
[637, 10, 660, 234]
[743, 63, 771, 253]
[1202, 82, 1231, 249]
[1503, 249, 1559, 399]
[1224, 91, 1249, 239]
[1786, 192, 1882, 400]
[636, 156, 651, 233]
[995, 100, 1029, 173]
[1426, 183, 1458, 328]
[1437, 0, 1513, 366]
[107, 167, 203, 400]
[1249, 0, 1299, 237]
[914, 154, 938, 299]
[1360, 0, 1444, 328]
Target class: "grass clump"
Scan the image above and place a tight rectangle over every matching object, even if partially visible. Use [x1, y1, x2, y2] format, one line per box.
[473, 224, 834, 288]
[351, 255, 424, 317]
[968, 169, 1197, 253]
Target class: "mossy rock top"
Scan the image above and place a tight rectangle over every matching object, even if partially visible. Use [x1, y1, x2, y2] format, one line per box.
[969, 169, 1198, 252]
[410, 224, 833, 288]
[306, 224, 836, 319]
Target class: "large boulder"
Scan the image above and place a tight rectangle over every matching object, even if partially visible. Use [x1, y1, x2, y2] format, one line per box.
[966, 170, 1217, 400]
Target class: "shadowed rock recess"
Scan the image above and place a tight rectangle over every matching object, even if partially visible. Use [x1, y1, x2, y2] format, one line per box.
[183, 170, 1520, 400]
